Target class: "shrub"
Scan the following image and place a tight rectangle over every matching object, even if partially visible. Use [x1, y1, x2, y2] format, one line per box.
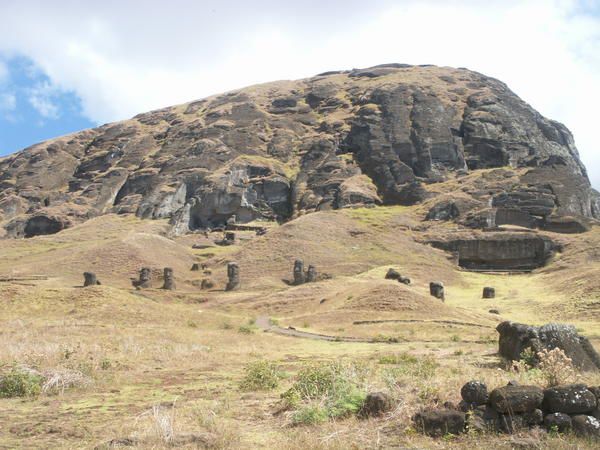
[537, 348, 576, 387]
[238, 325, 256, 334]
[239, 361, 282, 391]
[383, 354, 438, 381]
[281, 362, 368, 423]
[0, 367, 43, 398]
[291, 404, 329, 425]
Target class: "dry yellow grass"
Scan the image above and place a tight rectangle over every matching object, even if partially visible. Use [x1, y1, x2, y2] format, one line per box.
[0, 208, 599, 448]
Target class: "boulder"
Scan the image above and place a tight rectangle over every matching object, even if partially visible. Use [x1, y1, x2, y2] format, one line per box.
[571, 415, 600, 438]
[489, 385, 544, 414]
[460, 381, 488, 405]
[360, 392, 393, 417]
[542, 385, 597, 414]
[496, 321, 600, 371]
[398, 276, 411, 285]
[466, 405, 499, 433]
[498, 413, 527, 434]
[191, 263, 200, 271]
[523, 408, 544, 426]
[543, 413, 572, 433]
[413, 409, 465, 436]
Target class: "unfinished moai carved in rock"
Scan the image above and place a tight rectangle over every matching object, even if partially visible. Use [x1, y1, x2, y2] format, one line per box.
[430, 281, 445, 301]
[306, 265, 317, 282]
[293, 259, 305, 285]
[83, 272, 101, 287]
[483, 287, 496, 299]
[226, 262, 240, 291]
[162, 267, 175, 290]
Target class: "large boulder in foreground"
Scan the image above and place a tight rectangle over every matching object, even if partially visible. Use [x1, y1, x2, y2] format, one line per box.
[543, 385, 597, 414]
[496, 321, 600, 371]
[488, 385, 544, 414]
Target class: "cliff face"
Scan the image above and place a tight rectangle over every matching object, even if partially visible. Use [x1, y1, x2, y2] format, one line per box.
[0, 64, 597, 238]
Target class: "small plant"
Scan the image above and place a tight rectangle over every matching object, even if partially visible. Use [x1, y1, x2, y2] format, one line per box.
[302, 322, 310, 329]
[520, 348, 537, 367]
[537, 348, 576, 387]
[378, 353, 418, 365]
[450, 334, 460, 342]
[291, 404, 328, 425]
[187, 320, 198, 328]
[238, 325, 255, 334]
[239, 360, 282, 391]
[0, 367, 43, 398]
[221, 322, 233, 330]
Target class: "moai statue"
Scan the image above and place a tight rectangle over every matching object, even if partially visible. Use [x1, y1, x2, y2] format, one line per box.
[224, 231, 236, 243]
[482, 287, 495, 299]
[191, 263, 200, 271]
[306, 265, 317, 283]
[226, 262, 240, 291]
[162, 267, 175, 290]
[138, 267, 151, 288]
[293, 259, 305, 285]
[83, 272, 101, 287]
[429, 281, 445, 301]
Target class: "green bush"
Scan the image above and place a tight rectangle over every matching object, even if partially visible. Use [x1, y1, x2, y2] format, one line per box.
[282, 362, 368, 423]
[238, 325, 256, 334]
[291, 404, 329, 425]
[239, 360, 282, 391]
[0, 367, 43, 398]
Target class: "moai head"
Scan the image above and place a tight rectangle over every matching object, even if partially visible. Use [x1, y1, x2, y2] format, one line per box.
[293, 259, 305, 285]
[83, 272, 99, 287]
[226, 262, 240, 291]
[482, 287, 495, 299]
[191, 263, 200, 271]
[225, 231, 236, 242]
[163, 267, 175, 290]
[139, 267, 151, 288]
[306, 265, 317, 283]
[429, 281, 445, 301]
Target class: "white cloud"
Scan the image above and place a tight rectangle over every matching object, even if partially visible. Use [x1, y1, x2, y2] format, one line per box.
[0, 92, 16, 111]
[0, 0, 598, 187]
[0, 60, 8, 82]
[27, 81, 59, 119]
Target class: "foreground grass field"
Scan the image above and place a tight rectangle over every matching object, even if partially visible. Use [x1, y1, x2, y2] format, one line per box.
[0, 210, 599, 448]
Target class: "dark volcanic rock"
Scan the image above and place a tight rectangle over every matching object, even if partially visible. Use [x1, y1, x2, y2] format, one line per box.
[496, 321, 600, 371]
[542, 385, 597, 414]
[413, 409, 465, 436]
[488, 385, 544, 414]
[544, 412, 572, 433]
[571, 415, 600, 438]
[360, 392, 393, 417]
[461, 381, 488, 405]
[1, 64, 597, 237]
[429, 281, 445, 301]
[385, 268, 401, 280]
[483, 287, 495, 299]
[83, 272, 100, 287]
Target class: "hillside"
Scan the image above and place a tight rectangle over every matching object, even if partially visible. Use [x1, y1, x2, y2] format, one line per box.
[1, 65, 599, 449]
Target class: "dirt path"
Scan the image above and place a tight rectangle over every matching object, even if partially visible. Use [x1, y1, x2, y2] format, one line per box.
[255, 316, 492, 344]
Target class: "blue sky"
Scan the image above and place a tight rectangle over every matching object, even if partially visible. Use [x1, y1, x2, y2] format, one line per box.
[0, 0, 598, 187]
[0, 56, 94, 154]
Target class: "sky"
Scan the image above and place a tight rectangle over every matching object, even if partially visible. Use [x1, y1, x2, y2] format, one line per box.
[0, 0, 598, 187]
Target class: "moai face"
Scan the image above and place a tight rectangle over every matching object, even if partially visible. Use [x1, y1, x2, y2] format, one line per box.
[293, 260, 305, 285]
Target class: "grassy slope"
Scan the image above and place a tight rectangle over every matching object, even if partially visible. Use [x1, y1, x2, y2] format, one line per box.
[0, 209, 599, 449]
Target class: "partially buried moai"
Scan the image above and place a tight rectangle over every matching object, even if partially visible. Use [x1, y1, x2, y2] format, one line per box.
[83, 272, 101, 287]
[306, 265, 317, 283]
[226, 262, 240, 291]
[293, 259, 305, 285]
[162, 267, 175, 290]
[138, 267, 151, 288]
[429, 281, 445, 301]
[482, 287, 495, 299]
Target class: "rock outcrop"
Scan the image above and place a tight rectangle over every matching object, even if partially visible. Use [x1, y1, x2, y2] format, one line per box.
[0, 64, 596, 238]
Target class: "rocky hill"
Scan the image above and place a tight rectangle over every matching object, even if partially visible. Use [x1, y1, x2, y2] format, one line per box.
[0, 63, 598, 238]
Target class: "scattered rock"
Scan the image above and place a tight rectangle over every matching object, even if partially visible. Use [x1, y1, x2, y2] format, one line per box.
[489, 385, 544, 414]
[489, 309, 500, 315]
[461, 381, 488, 405]
[542, 384, 597, 414]
[571, 414, 600, 438]
[543, 412, 572, 433]
[398, 276, 411, 285]
[413, 409, 465, 436]
[360, 392, 393, 417]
